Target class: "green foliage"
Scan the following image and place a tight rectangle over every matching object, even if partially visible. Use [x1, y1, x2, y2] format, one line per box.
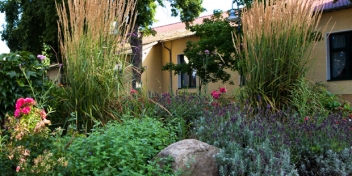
[216, 141, 297, 175]
[237, 0, 324, 110]
[289, 79, 329, 117]
[149, 92, 212, 139]
[66, 117, 176, 176]
[162, 11, 237, 92]
[0, 51, 51, 119]
[192, 102, 352, 175]
[290, 79, 352, 118]
[56, 0, 137, 132]
[1, 110, 68, 175]
[0, 0, 63, 62]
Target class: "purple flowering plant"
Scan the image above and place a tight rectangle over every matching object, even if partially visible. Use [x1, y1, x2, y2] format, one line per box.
[192, 102, 352, 175]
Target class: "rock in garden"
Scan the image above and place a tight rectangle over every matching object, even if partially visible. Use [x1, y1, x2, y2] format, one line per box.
[156, 139, 219, 176]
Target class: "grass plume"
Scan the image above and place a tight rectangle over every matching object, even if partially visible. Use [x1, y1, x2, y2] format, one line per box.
[56, 0, 136, 131]
[236, 0, 325, 110]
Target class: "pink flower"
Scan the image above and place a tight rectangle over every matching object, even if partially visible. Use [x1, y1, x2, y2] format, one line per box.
[23, 98, 35, 106]
[14, 109, 21, 118]
[21, 107, 31, 115]
[40, 109, 47, 119]
[15, 98, 25, 109]
[304, 117, 309, 122]
[130, 89, 137, 94]
[211, 90, 220, 99]
[219, 87, 227, 93]
[16, 166, 20, 172]
[37, 54, 46, 61]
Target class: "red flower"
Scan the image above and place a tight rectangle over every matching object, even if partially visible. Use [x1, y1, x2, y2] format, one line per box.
[14, 109, 21, 118]
[219, 87, 227, 93]
[21, 107, 31, 115]
[15, 98, 25, 109]
[304, 117, 309, 121]
[23, 98, 35, 106]
[130, 89, 137, 94]
[211, 90, 220, 99]
[40, 109, 47, 119]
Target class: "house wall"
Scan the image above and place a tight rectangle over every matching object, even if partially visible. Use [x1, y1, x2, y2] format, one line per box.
[143, 35, 240, 95]
[141, 44, 163, 92]
[47, 68, 61, 85]
[308, 8, 352, 102]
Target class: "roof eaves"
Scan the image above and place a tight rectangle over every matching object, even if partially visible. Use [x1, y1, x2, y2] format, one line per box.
[322, 4, 352, 12]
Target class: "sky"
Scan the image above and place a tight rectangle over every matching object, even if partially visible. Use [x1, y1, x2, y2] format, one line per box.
[0, 0, 233, 54]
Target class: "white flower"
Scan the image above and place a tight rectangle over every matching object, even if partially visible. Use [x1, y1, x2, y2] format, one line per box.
[3, 57, 6, 61]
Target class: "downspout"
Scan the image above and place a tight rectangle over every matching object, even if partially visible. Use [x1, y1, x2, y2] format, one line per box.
[162, 41, 172, 92]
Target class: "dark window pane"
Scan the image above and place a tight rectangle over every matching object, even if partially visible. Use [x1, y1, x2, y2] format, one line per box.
[331, 34, 346, 49]
[190, 70, 197, 87]
[332, 51, 346, 78]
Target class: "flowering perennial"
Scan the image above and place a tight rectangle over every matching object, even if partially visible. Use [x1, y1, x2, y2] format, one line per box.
[37, 55, 46, 61]
[15, 98, 36, 118]
[211, 87, 227, 99]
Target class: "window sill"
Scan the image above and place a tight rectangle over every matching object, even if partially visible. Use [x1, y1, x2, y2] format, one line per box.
[178, 87, 197, 89]
[327, 79, 352, 82]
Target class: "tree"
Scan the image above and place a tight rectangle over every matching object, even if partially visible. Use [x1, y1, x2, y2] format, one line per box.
[0, 0, 63, 62]
[162, 10, 238, 93]
[0, 0, 205, 89]
[130, 0, 205, 89]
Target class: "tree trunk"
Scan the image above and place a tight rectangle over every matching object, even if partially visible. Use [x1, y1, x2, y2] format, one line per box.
[130, 24, 143, 89]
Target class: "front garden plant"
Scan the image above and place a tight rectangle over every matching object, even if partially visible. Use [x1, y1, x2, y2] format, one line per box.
[2, 0, 352, 175]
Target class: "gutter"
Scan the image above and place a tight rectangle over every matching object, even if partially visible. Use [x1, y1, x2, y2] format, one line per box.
[161, 41, 173, 92]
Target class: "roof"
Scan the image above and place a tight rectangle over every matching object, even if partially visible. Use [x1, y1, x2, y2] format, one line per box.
[315, 0, 352, 12]
[143, 0, 352, 46]
[143, 13, 228, 45]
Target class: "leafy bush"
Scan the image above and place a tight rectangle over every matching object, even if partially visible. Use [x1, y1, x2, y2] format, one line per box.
[192, 104, 352, 175]
[65, 117, 176, 175]
[0, 51, 52, 120]
[0, 97, 68, 175]
[216, 141, 298, 176]
[149, 92, 212, 139]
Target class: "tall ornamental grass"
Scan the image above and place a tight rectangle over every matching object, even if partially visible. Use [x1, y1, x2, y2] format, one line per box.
[56, 0, 136, 131]
[236, 0, 325, 110]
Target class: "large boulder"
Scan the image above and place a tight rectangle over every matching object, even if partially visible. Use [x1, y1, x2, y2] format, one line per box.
[156, 139, 219, 176]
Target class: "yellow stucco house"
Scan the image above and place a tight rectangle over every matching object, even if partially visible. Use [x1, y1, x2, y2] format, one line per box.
[309, 0, 352, 102]
[141, 0, 352, 101]
[140, 14, 240, 95]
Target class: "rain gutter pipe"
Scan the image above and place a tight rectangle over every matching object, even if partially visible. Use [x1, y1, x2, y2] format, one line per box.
[161, 41, 172, 92]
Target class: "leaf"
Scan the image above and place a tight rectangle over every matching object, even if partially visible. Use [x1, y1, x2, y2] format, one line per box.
[25, 70, 37, 79]
[6, 71, 17, 78]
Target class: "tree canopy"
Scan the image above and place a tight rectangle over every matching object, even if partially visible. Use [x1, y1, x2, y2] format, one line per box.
[0, 0, 63, 61]
[162, 11, 238, 92]
[0, 0, 205, 88]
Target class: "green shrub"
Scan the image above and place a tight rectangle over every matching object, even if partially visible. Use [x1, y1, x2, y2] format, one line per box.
[66, 117, 176, 175]
[0, 98, 68, 175]
[236, 0, 324, 110]
[149, 92, 212, 140]
[192, 104, 352, 175]
[0, 51, 52, 120]
[216, 141, 298, 176]
[56, 0, 137, 132]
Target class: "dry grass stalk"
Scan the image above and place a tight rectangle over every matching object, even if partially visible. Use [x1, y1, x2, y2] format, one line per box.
[235, 0, 326, 110]
[55, 0, 137, 130]
[57, 0, 136, 67]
